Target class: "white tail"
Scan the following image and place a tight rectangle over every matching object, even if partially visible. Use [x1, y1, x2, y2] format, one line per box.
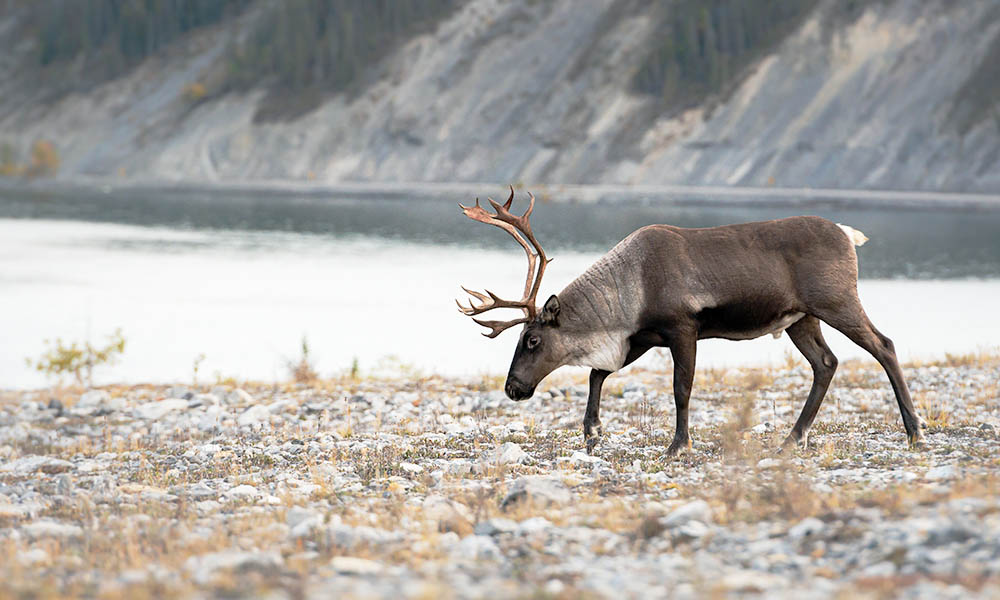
[837, 224, 869, 247]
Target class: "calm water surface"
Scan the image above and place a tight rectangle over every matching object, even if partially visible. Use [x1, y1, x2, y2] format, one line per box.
[2, 187, 999, 389]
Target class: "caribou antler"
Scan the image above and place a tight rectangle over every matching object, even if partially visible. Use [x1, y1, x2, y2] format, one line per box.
[457, 186, 550, 338]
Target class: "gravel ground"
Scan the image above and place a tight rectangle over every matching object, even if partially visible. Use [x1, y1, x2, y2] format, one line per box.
[1, 353, 999, 599]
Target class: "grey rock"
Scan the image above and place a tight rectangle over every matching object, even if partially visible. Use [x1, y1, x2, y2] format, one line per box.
[663, 500, 713, 528]
[452, 535, 502, 561]
[861, 561, 896, 577]
[238, 404, 271, 427]
[493, 442, 528, 465]
[925, 465, 958, 481]
[55, 474, 74, 496]
[287, 507, 324, 538]
[224, 484, 258, 500]
[788, 517, 825, 540]
[0, 456, 74, 475]
[22, 520, 83, 539]
[673, 520, 710, 542]
[474, 518, 519, 537]
[134, 398, 188, 420]
[185, 551, 283, 584]
[330, 556, 384, 575]
[501, 476, 570, 509]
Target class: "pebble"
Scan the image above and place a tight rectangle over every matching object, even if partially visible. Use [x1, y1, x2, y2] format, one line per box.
[237, 404, 271, 427]
[787, 517, 824, 540]
[493, 442, 528, 465]
[330, 556, 384, 575]
[662, 500, 713, 528]
[134, 398, 188, 420]
[925, 465, 958, 481]
[501, 476, 570, 509]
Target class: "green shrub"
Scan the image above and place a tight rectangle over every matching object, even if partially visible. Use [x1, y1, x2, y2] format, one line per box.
[27, 329, 126, 386]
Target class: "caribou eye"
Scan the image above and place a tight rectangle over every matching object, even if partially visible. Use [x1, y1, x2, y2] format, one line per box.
[526, 335, 540, 350]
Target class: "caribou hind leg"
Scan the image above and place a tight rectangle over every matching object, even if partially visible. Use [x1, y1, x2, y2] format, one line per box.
[815, 304, 926, 447]
[782, 315, 838, 448]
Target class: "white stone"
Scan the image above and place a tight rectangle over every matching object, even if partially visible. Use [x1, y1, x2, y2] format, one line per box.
[22, 520, 83, 539]
[663, 500, 713, 528]
[474, 518, 519, 536]
[517, 517, 553, 534]
[225, 484, 259, 499]
[756, 458, 782, 469]
[287, 507, 323, 532]
[238, 404, 271, 427]
[494, 442, 528, 465]
[78, 390, 111, 406]
[452, 535, 502, 561]
[400, 462, 424, 475]
[19, 548, 50, 566]
[788, 517, 825, 540]
[229, 388, 255, 405]
[134, 398, 188, 420]
[186, 551, 282, 584]
[446, 460, 473, 477]
[925, 465, 958, 481]
[330, 556, 384, 575]
[862, 561, 896, 577]
[719, 570, 786, 592]
[674, 520, 710, 540]
[501, 476, 570, 508]
[0, 456, 74, 475]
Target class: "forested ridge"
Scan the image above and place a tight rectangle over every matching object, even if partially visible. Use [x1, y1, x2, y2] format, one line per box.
[632, 0, 819, 108]
[2, 0, 996, 192]
[20, 0, 818, 116]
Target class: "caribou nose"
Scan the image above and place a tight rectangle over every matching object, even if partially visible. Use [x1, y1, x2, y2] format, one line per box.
[504, 377, 534, 401]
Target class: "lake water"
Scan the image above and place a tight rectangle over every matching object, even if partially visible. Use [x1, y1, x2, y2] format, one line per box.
[2, 186, 999, 389]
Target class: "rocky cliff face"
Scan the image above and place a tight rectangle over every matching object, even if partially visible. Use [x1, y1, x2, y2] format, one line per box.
[1, 0, 997, 192]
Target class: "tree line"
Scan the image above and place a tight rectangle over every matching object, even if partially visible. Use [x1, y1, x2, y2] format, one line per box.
[632, 0, 818, 108]
[26, 0, 457, 94]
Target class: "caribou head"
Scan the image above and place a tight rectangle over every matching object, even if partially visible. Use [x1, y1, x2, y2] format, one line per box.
[455, 187, 570, 400]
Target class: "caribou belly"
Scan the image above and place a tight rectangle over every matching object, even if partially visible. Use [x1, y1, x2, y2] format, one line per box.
[710, 312, 806, 341]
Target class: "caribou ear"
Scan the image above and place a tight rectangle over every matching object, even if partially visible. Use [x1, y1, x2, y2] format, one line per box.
[540, 295, 560, 325]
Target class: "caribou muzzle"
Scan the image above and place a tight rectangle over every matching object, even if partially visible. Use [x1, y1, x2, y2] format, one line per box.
[504, 376, 535, 401]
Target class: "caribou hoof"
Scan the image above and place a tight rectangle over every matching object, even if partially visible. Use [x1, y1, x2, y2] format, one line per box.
[665, 436, 691, 458]
[908, 431, 928, 450]
[779, 433, 808, 453]
[583, 420, 603, 454]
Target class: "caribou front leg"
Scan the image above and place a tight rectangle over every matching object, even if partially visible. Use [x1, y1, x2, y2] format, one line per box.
[584, 369, 610, 454]
[666, 333, 697, 457]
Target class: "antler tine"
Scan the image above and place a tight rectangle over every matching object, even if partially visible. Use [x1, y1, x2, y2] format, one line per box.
[460, 286, 490, 304]
[457, 286, 532, 316]
[472, 316, 529, 339]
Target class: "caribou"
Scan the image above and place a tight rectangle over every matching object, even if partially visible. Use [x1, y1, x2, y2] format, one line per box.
[457, 187, 926, 455]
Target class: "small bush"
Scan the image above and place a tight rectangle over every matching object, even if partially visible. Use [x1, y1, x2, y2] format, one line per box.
[287, 336, 318, 383]
[0, 142, 20, 176]
[183, 82, 207, 102]
[27, 328, 126, 386]
[25, 140, 60, 177]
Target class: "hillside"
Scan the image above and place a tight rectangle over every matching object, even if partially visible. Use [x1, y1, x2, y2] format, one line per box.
[0, 0, 998, 192]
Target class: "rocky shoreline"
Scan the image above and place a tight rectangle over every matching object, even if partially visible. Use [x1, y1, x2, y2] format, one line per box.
[1, 354, 999, 598]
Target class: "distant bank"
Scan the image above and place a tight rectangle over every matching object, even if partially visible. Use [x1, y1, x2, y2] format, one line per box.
[5, 177, 1000, 211]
